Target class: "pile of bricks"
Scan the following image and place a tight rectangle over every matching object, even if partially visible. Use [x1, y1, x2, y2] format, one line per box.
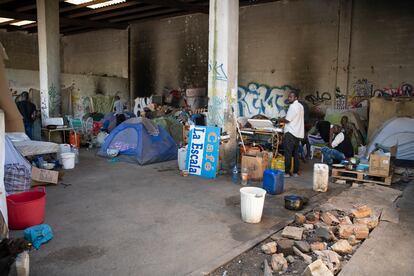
[261, 205, 379, 276]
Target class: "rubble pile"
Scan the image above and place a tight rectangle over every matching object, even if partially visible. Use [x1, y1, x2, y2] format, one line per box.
[261, 205, 379, 275]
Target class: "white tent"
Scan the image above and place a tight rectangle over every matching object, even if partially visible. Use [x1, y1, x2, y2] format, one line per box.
[367, 117, 414, 160]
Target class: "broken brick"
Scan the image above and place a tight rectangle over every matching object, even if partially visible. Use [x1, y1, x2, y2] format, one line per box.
[315, 226, 336, 241]
[303, 259, 333, 276]
[277, 239, 295, 256]
[331, 239, 353, 254]
[338, 224, 369, 240]
[353, 215, 379, 230]
[293, 246, 312, 264]
[281, 226, 304, 240]
[294, 240, 310, 253]
[306, 211, 320, 224]
[351, 205, 372, 219]
[310, 242, 327, 252]
[295, 213, 306, 224]
[314, 250, 341, 274]
[261, 241, 277, 254]
[347, 235, 361, 246]
[353, 224, 369, 239]
[271, 253, 288, 272]
[321, 212, 340, 225]
[304, 223, 314, 230]
[339, 216, 353, 225]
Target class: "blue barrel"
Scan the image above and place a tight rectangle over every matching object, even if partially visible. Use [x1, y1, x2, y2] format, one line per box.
[262, 169, 284, 195]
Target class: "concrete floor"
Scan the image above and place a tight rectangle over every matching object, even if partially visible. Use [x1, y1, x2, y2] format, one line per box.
[339, 182, 414, 276]
[26, 151, 343, 276]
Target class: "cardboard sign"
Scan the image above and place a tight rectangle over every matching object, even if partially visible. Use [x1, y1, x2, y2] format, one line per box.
[186, 126, 220, 179]
[32, 167, 59, 185]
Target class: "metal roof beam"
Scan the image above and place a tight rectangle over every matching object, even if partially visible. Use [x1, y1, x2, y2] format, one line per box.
[0, 9, 127, 29]
[136, 0, 208, 13]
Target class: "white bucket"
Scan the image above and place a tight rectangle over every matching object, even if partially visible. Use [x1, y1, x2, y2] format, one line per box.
[313, 163, 329, 192]
[61, 152, 75, 169]
[178, 146, 187, 171]
[240, 187, 267, 223]
[59, 144, 71, 154]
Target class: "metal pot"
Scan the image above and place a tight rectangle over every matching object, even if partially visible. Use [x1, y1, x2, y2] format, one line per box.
[284, 195, 308, 211]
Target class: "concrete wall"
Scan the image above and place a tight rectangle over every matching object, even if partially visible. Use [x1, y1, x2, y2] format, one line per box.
[0, 30, 39, 71]
[130, 15, 209, 97]
[6, 69, 128, 98]
[130, 0, 414, 117]
[62, 29, 128, 78]
[0, 28, 129, 106]
[348, 0, 414, 104]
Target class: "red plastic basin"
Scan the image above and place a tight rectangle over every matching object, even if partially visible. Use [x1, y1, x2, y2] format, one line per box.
[7, 187, 46, 230]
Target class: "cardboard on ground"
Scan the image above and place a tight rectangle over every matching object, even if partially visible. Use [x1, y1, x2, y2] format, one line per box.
[32, 167, 59, 185]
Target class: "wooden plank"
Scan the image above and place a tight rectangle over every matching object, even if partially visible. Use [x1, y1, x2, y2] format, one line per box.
[332, 176, 391, 186]
[332, 168, 392, 186]
[333, 168, 391, 178]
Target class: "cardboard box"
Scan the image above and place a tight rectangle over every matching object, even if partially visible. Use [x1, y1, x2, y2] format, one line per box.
[241, 152, 270, 181]
[32, 167, 59, 185]
[369, 153, 391, 177]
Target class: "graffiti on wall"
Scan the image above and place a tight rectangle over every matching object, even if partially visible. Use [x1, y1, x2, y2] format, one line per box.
[348, 79, 373, 108]
[72, 93, 91, 119]
[334, 88, 347, 110]
[48, 84, 61, 116]
[134, 96, 152, 116]
[348, 79, 413, 108]
[237, 82, 298, 118]
[304, 91, 332, 106]
[208, 95, 226, 127]
[373, 83, 413, 98]
[208, 62, 228, 82]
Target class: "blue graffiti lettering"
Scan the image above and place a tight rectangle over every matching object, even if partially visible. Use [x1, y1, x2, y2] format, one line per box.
[237, 82, 299, 118]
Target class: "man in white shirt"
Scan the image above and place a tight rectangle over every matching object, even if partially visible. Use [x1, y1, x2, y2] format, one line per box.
[321, 125, 354, 165]
[279, 91, 304, 177]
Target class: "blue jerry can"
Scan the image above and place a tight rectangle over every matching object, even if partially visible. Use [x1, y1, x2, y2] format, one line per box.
[262, 169, 284, 195]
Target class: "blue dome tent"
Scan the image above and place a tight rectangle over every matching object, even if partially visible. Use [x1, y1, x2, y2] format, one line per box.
[98, 117, 177, 165]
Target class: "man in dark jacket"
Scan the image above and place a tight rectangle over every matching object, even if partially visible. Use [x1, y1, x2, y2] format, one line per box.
[16, 91, 36, 139]
[321, 124, 354, 165]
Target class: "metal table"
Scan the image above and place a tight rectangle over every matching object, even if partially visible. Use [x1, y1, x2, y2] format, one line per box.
[41, 127, 74, 143]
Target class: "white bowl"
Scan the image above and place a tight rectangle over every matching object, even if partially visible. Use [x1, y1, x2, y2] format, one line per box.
[106, 148, 119, 157]
[42, 162, 55, 170]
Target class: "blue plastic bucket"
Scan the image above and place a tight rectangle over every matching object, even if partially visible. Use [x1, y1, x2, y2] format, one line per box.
[262, 169, 284, 195]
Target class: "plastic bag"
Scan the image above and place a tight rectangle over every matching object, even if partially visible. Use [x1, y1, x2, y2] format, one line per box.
[24, 224, 53, 249]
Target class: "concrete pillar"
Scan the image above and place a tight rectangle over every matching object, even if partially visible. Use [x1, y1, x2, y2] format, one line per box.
[207, 0, 239, 170]
[336, 0, 353, 107]
[0, 110, 8, 224]
[37, 0, 61, 122]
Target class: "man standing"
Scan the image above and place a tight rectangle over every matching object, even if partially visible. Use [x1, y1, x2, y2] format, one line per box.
[280, 91, 304, 177]
[16, 91, 36, 139]
[321, 124, 354, 165]
[114, 95, 126, 126]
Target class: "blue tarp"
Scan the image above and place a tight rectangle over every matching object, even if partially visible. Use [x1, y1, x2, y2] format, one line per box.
[98, 117, 177, 165]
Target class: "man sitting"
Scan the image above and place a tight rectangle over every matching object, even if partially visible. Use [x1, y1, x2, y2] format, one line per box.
[321, 125, 354, 165]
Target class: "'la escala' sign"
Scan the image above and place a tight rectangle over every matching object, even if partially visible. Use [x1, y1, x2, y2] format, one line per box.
[186, 126, 220, 179]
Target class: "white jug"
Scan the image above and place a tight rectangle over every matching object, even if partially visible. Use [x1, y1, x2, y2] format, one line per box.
[313, 163, 329, 192]
[178, 146, 188, 171]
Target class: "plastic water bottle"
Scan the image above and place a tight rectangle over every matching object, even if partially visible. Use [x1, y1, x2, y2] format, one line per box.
[232, 165, 239, 184]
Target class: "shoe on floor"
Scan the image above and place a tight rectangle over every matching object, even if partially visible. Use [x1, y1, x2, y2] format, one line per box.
[293, 173, 299, 177]
[284, 174, 291, 178]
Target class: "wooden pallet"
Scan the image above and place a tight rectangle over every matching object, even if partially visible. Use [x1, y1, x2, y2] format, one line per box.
[332, 168, 392, 186]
